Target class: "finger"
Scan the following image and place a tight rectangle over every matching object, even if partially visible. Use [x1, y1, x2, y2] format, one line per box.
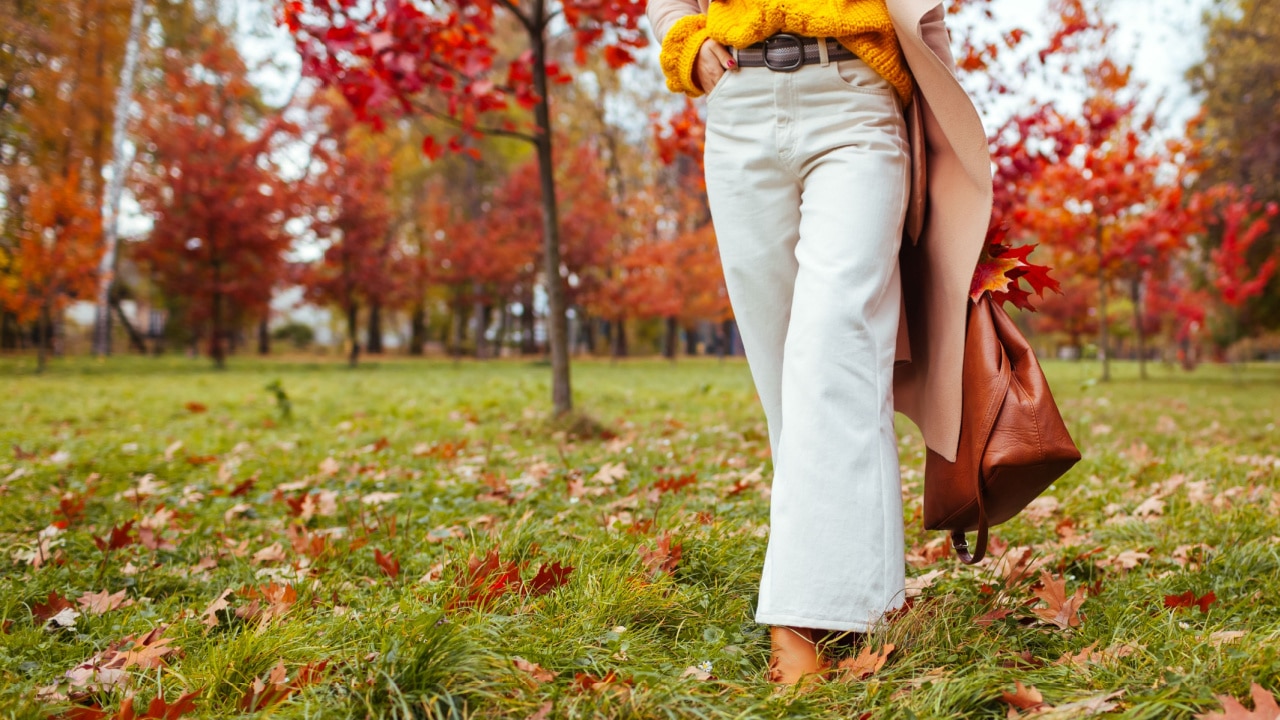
[708, 42, 735, 69]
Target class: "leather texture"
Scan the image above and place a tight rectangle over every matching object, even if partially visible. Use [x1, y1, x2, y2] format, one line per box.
[922, 292, 1081, 564]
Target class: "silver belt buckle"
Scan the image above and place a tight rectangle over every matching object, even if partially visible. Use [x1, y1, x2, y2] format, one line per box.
[763, 33, 805, 72]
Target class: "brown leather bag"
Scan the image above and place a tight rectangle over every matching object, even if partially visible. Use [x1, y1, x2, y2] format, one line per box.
[923, 292, 1082, 564]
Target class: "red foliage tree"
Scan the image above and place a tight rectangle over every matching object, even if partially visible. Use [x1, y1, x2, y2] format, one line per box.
[283, 0, 648, 413]
[132, 31, 299, 368]
[1189, 184, 1279, 358]
[298, 97, 397, 367]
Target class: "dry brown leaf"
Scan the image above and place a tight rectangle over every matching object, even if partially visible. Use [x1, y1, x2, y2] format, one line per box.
[835, 643, 895, 681]
[975, 608, 1013, 627]
[1030, 571, 1085, 629]
[513, 657, 557, 684]
[202, 588, 234, 628]
[1196, 683, 1280, 720]
[1095, 549, 1151, 572]
[680, 665, 714, 681]
[1208, 631, 1247, 646]
[1003, 680, 1048, 715]
[905, 569, 945, 598]
[77, 589, 131, 615]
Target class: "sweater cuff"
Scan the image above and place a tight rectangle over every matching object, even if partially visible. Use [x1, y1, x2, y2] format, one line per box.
[659, 14, 710, 98]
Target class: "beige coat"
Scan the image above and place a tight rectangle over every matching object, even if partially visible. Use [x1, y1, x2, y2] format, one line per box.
[647, 0, 993, 462]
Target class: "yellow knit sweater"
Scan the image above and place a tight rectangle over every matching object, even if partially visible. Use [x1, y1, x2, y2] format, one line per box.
[659, 0, 914, 105]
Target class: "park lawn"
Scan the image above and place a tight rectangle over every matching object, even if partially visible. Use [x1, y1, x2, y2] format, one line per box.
[0, 355, 1277, 720]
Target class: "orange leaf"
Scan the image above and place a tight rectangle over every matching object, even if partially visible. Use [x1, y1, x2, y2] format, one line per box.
[1030, 570, 1085, 629]
[1197, 683, 1280, 720]
[835, 643, 895, 681]
[374, 548, 400, 579]
[1002, 680, 1048, 712]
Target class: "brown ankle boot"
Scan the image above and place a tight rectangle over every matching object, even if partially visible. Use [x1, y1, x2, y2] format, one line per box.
[768, 626, 831, 684]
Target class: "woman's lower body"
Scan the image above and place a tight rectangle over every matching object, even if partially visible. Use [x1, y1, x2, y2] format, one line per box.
[703, 48, 912, 636]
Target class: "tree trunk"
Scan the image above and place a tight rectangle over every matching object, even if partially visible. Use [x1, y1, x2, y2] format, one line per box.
[346, 301, 360, 368]
[210, 288, 226, 370]
[409, 302, 427, 356]
[37, 301, 51, 373]
[611, 318, 627, 360]
[367, 302, 383, 354]
[110, 294, 147, 353]
[1131, 275, 1147, 380]
[530, 15, 572, 414]
[684, 324, 699, 356]
[663, 316, 678, 361]
[1097, 274, 1109, 381]
[93, 0, 147, 357]
[449, 299, 466, 357]
[258, 316, 270, 356]
[496, 304, 511, 358]
[720, 319, 736, 360]
[520, 288, 537, 355]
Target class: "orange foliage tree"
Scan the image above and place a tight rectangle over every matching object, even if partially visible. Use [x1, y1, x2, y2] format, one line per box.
[0, 171, 101, 371]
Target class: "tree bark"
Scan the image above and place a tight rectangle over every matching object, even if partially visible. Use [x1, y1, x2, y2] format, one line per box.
[611, 318, 627, 360]
[409, 302, 427, 356]
[1096, 228, 1110, 382]
[529, 9, 572, 414]
[346, 301, 360, 367]
[367, 302, 383, 354]
[258, 316, 270, 356]
[93, 0, 146, 357]
[1131, 275, 1147, 380]
[663, 316, 678, 361]
[520, 287, 537, 355]
[37, 301, 51, 373]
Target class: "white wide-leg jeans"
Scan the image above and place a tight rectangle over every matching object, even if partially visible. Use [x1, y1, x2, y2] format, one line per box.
[703, 52, 911, 632]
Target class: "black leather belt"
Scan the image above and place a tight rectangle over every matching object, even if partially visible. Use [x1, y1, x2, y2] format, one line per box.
[735, 34, 857, 72]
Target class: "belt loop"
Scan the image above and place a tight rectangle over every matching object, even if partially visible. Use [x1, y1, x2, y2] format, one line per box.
[732, 45, 739, 65]
[818, 37, 830, 66]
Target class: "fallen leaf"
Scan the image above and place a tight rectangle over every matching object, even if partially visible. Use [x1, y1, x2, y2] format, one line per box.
[905, 569, 946, 598]
[1002, 680, 1048, 714]
[593, 462, 628, 485]
[1196, 683, 1280, 720]
[77, 589, 131, 615]
[513, 657, 558, 683]
[526, 561, 573, 596]
[201, 588, 234, 628]
[637, 533, 681, 578]
[975, 608, 1013, 627]
[1030, 571, 1085, 629]
[1164, 590, 1216, 613]
[374, 548, 400, 580]
[1208, 631, 1247, 646]
[836, 643, 895, 681]
[31, 591, 74, 624]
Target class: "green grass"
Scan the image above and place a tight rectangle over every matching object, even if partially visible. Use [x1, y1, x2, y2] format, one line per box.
[0, 354, 1277, 719]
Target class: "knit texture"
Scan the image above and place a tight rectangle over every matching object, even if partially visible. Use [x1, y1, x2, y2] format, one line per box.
[659, 0, 914, 104]
[659, 14, 712, 97]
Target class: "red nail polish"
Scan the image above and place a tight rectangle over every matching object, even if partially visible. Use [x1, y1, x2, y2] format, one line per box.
[727, 59, 736, 68]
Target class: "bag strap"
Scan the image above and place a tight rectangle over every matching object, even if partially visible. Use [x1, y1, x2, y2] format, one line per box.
[950, 490, 988, 564]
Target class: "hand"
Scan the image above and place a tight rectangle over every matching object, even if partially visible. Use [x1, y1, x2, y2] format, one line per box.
[693, 38, 735, 95]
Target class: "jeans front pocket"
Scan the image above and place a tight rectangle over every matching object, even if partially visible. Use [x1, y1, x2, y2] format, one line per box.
[827, 57, 895, 97]
[704, 66, 737, 105]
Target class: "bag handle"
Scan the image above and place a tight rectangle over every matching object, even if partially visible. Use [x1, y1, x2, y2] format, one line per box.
[950, 492, 988, 564]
